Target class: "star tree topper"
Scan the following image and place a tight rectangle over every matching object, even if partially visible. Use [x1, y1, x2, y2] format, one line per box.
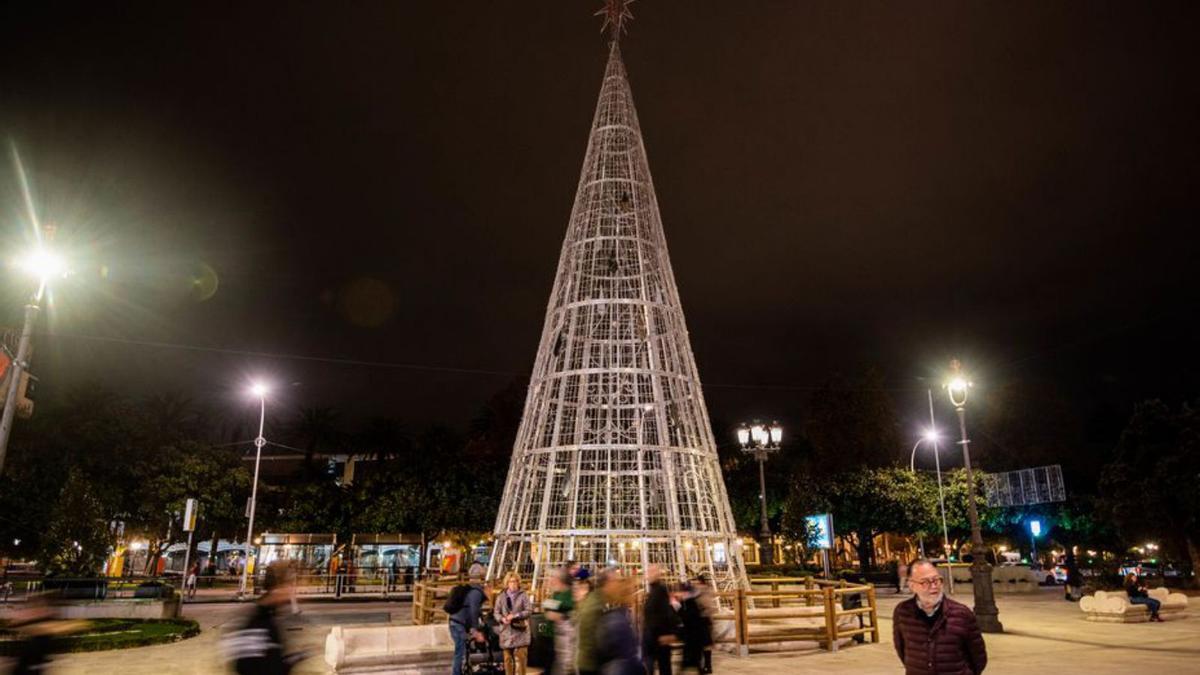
[596, 0, 634, 38]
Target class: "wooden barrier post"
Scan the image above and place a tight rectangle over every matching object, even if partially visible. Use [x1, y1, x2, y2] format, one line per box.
[867, 584, 880, 643]
[805, 576, 815, 607]
[771, 580, 780, 608]
[734, 588, 749, 656]
[822, 586, 837, 652]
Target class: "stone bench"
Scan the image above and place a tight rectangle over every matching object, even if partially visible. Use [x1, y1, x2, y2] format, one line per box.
[1079, 587, 1189, 623]
[325, 624, 454, 674]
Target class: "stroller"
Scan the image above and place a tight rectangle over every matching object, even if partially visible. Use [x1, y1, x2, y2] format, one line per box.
[463, 611, 504, 675]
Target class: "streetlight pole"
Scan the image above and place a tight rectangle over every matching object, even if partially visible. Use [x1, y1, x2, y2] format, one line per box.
[0, 297, 40, 474]
[909, 390, 955, 593]
[0, 244, 65, 475]
[239, 383, 268, 599]
[946, 360, 1002, 632]
[737, 421, 782, 566]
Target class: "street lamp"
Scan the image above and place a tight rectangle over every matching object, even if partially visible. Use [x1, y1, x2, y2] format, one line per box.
[910, 424, 954, 593]
[0, 244, 67, 474]
[1029, 519, 1042, 566]
[945, 359, 1002, 632]
[239, 381, 269, 599]
[737, 420, 782, 565]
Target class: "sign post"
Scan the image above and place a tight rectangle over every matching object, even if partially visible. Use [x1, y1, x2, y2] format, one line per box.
[181, 499, 197, 603]
[806, 513, 835, 579]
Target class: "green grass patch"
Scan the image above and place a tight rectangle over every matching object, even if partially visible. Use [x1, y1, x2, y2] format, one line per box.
[0, 618, 199, 655]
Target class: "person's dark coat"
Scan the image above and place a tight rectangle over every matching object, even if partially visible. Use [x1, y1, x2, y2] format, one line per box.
[678, 595, 712, 669]
[892, 595, 987, 675]
[641, 581, 678, 642]
[597, 606, 642, 675]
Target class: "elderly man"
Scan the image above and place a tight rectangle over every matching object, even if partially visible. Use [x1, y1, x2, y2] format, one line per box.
[893, 559, 987, 675]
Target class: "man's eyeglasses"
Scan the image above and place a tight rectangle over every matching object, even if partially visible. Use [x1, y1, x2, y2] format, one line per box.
[912, 577, 944, 588]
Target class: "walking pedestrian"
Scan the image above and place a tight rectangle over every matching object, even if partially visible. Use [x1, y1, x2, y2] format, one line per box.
[641, 565, 679, 675]
[893, 559, 987, 675]
[222, 560, 305, 674]
[575, 568, 609, 675]
[496, 571, 533, 675]
[1125, 573, 1164, 622]
[596, 574, 641, 675]
[185, 562, 199, 599]
[446, 567, 486, 675]
[679, 575, 715, 674]
[543, 568, 577, 675]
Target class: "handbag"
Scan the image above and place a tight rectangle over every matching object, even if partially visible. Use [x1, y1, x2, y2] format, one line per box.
[501, 594, 529, 631]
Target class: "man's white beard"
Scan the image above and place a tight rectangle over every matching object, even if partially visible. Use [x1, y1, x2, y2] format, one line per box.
[918, 592, 944, 613]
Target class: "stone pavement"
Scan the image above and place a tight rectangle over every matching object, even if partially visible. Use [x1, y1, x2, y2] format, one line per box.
[8, 587, 1198, 674]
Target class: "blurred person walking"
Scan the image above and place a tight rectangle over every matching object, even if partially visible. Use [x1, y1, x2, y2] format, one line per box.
[575, 568, 613, 675]
[222, 561, 306, 674]
[496, 572, 532, 675]
[893, 559, 987, 675]
[543, 568, 577, 675]
[596, 574, 641, 675]
[679, 575, 715, 674]
[641, 565, 679, 675]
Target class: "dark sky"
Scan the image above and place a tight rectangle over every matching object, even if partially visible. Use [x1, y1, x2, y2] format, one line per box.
[2, 2, 1198, 439]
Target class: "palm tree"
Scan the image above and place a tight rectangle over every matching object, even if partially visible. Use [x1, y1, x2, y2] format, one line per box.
[290, 406, 343, 474]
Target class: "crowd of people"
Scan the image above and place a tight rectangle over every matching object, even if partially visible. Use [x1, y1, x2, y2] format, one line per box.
[449, 563, 717, 675]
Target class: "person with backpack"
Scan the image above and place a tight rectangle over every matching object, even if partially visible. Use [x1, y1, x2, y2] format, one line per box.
[495, 572, 533, 675]
[447, 567, 486, 675]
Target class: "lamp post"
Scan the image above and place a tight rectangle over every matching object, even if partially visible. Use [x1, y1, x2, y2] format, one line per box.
[945, 359, 1002, 632]
[1029, 519, 1042, 567]
[0, 246, 66, 474]
[736, 421, 782, 566]
[910, 432, 954, 593]
[239, 382, 269, 599]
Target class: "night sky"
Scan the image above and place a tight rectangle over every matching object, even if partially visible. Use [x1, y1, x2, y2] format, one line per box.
[2, 2, 1197, 442]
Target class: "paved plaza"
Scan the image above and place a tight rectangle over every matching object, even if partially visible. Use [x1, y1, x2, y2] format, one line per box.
[11, 587, 1198, 674]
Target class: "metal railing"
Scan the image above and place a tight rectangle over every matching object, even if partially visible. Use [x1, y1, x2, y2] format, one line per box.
[1, 576, 181, 603]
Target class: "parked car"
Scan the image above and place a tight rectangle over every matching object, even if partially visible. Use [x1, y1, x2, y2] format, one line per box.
[1118, 560, 1160, 578]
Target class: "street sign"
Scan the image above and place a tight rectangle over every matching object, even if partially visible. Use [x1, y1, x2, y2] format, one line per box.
[183, 498, 197, 532]
[806, 513, 834, 549]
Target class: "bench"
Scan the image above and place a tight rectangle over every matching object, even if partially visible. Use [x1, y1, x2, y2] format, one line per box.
[1079, 587, 1189, 623]
[325, 624, 455, 674]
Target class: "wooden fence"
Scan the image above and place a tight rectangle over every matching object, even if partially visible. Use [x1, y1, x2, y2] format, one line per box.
[413, 574, 878, 655]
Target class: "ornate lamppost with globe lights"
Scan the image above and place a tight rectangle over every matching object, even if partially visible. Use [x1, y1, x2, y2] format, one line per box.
[736, 421, 782, 566]
[946, 359, 1002, 632]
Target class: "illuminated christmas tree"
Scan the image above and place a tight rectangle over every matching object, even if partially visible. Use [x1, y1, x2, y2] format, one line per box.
[489, 2, 747, 591]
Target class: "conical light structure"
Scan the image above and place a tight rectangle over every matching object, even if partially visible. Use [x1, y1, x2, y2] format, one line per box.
[490, 41, 747, 591]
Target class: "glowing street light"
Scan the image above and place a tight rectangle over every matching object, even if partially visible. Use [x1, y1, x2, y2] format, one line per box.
[239, 381, 270, 599]
[737, 420, 782, 565]
[15, 248, 67, 282]
[0, 243, 69, 475]
[944, 359, 1001, 632]
[910, 389, 954, 593]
